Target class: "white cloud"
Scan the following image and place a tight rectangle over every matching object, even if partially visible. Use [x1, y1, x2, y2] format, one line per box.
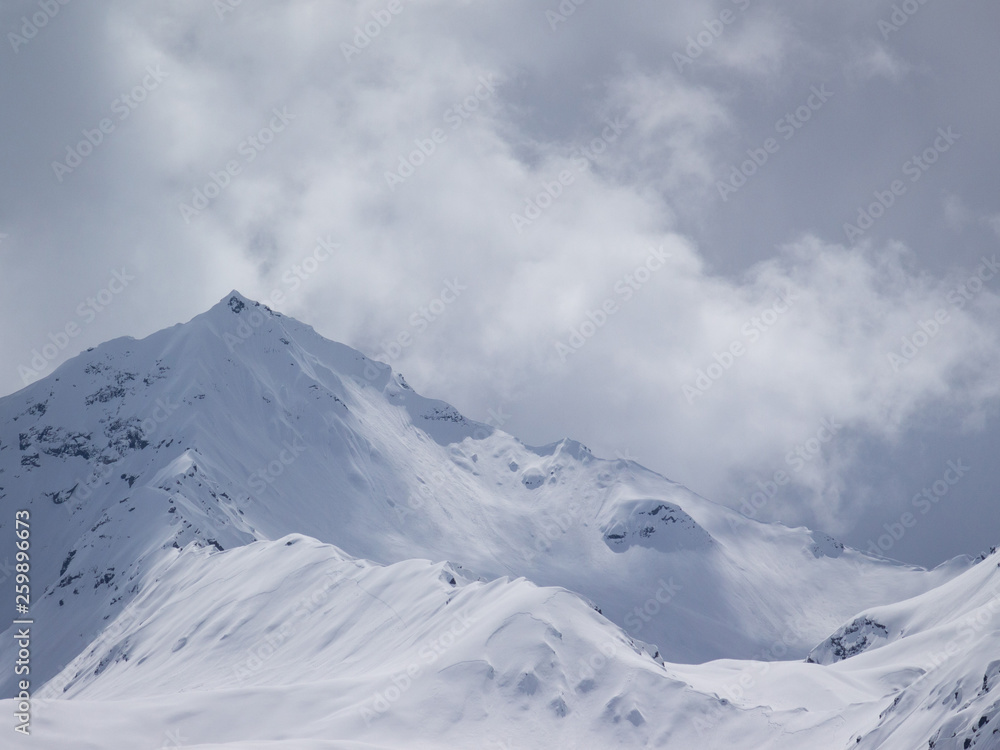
[710, 13, 796, 78]
[3, 0, 1000, 563]
[943, 194, 973, 230]
[985, 214, 1000, 239]
[847, 42, 912, 82]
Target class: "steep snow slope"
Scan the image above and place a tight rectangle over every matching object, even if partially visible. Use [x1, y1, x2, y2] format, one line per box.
[28, 536, 734, 749]
[807, 551, 1000, 749]
[8, 540, 999, 750]
[659, 550, 1000, 750]
[0, 291, 966, 699]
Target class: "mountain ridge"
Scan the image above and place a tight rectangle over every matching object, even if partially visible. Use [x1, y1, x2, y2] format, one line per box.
[1, 290, 994, 748]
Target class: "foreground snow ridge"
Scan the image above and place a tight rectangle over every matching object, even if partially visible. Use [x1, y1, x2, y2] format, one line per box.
[0, 291, 996, 749]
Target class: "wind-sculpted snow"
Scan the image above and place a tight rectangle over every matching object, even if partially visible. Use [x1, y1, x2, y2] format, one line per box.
[9, 541, 999, 750]
[23, 536, 770, 748]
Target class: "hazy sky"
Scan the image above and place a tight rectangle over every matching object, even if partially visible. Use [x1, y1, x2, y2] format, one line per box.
[2, 0, 998, 567]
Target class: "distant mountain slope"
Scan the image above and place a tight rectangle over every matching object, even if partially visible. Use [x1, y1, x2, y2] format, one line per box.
[0, 291, 997, 749]
[0, 292, 967, 699]
[11, 538, 999, 749]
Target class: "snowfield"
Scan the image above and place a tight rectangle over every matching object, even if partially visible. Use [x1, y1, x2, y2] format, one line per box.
[1, 291, 996, 749]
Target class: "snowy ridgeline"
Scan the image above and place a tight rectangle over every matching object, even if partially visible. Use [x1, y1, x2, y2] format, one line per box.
[0, 291, 996, 749]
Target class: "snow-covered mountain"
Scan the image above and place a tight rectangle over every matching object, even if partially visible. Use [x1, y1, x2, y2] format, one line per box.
[1, 291, 995, 749]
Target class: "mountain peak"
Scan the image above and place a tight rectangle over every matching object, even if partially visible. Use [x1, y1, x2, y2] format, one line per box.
[213, 290, 280, 318]
[224, 291, 250, 314]
[0, 292, 968, 710]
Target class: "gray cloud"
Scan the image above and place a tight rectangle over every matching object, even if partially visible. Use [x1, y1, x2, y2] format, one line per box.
[2, 0, 998, 566]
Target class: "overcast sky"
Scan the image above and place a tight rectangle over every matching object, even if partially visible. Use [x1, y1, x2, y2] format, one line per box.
[2, 0, 998, 567]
